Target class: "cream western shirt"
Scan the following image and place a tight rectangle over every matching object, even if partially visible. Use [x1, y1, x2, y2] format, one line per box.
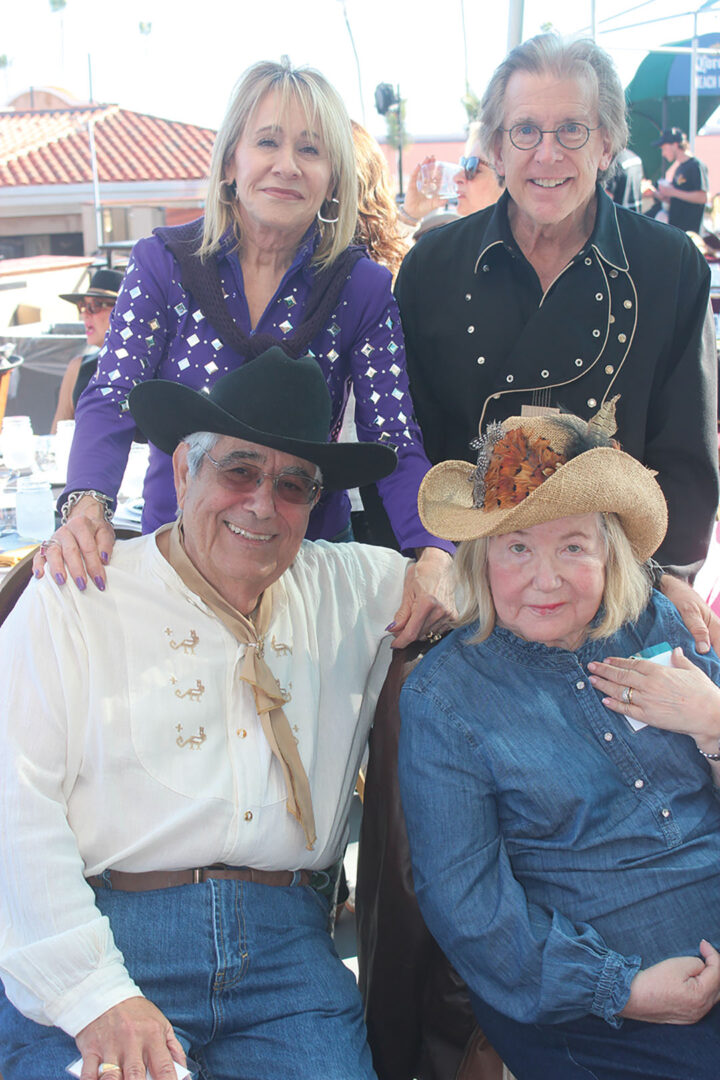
[0, 534, 407, 1035]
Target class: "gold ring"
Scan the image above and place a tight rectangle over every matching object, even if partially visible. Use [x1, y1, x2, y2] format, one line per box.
[621, 685, 633, 706]
[98, 1066, 122, 1076]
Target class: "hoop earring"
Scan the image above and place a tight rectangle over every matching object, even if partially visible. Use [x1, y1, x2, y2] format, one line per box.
[317, 197, 340, 224]
[219, 179, 237, 207]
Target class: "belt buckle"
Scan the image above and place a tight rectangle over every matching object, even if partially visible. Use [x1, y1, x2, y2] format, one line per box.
[193, 868, 202, 884]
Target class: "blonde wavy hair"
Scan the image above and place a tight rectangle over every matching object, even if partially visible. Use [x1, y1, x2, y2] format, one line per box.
[199, 59, 357, 268]
[351, 121, 409, 279]
[453, 512, 652, 645]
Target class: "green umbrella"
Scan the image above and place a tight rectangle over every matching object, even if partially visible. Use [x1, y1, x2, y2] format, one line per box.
[625, 31, 720, 178]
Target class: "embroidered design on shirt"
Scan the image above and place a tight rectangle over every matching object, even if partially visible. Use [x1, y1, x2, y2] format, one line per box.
[175, 679, 205, 702]
[168, 629, 199, 654]
[165, 626, 199, 657]
[278, 681, 293, 703]
[176, 723, 207, 749]
[270, 635, 292, 656]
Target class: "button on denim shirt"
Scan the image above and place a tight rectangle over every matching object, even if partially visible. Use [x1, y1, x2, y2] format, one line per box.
[399, 592, 720, 1028]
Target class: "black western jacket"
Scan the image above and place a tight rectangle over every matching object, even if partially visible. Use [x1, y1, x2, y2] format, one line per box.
[395, 186, 718, 578]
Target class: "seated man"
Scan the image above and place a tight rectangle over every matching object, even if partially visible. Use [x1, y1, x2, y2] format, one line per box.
[0, 347, 423, 1080]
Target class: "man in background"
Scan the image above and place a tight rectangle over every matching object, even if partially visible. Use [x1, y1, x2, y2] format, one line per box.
[648, 127, 709, 233]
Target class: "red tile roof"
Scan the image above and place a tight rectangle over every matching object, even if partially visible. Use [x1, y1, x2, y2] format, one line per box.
[0, 105, 216, 186]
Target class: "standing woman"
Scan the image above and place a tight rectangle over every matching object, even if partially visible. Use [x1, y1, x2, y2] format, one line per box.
[50, 268, 124, 432]
[38, 60, 452, 638]
[351, 120, 409, 279]
[452, 122, 503, 218]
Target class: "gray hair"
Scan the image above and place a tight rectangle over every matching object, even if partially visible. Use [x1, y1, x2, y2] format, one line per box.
[479, 33, 628, 182]
[183, 432, 220, 476]
[453, 512, 651, 645]
[199, 58, 357, 268]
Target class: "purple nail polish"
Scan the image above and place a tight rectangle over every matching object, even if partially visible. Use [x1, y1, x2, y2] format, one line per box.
[385, 621, 397, 631]
[94, 576, 106, 592]
[33, 568, 41, 579]
[100, 551, 109, 565]
[55, 573, 65, 586]
[75, 577, 87, 591]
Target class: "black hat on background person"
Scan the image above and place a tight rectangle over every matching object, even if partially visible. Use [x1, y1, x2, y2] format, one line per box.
[651, 127, 685, 148]
[59, 267, 124, 306]
[129, 346, 398, 491]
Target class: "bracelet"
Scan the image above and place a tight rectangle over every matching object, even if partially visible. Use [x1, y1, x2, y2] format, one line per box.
[61, 489, 114, 525]
[697, 742, 720, 761]
[398, 205, 419, 225]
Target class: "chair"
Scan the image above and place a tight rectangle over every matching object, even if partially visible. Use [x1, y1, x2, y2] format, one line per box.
[356, 642, 505, 1080]
[0, 548, 37, 626]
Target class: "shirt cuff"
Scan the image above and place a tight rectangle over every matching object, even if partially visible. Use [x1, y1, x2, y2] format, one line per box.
[48, 963, 143, 1037]
[591, 950, 642, 1028]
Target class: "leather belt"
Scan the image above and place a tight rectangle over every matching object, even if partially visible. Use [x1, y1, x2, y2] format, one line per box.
[87, 865, 312, 891]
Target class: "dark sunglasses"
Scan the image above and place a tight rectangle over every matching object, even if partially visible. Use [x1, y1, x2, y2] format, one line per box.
[203, 451, 321, 506]
[459, 155, 487, 181]
[77, 298, 114, 315]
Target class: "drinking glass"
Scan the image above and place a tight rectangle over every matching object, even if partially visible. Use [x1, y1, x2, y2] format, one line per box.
[416, 161, 459, 200]
[1, 416, 35, 472]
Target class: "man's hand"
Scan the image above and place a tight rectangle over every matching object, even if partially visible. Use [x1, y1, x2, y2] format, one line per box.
[76, 997, 186, 1080]
[620, 940, 720, 1024]
[660, 574, 720, 655]
[389, 547, 455, 649]
[32, 495, 115, 591]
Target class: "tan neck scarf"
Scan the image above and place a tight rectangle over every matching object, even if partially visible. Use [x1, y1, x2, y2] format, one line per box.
[161, 519, 316, 850]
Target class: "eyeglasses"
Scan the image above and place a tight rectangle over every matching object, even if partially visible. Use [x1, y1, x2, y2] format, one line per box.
[203, 451, 321, 505]
[77, 298, 114, 315]
[501, 122, 601, 151]
[459, 155, 487, 181]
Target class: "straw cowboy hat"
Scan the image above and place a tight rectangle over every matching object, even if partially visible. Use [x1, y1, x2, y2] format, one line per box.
[129, 345, 397, 491]
[418, 409, 667, 561]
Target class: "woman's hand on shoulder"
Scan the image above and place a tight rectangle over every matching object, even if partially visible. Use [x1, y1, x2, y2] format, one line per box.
[620, 940, 720, 1024]
[659, 574, 720, 655]
[389, 546, 456, 649]
[32, 495, 116, 591]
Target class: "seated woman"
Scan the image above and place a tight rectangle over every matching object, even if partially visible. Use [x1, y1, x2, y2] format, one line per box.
[399, 408, 720, 1080]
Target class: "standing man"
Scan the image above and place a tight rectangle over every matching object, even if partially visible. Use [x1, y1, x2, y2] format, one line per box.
[394, 36, 717, 583]
[649, 127, 709, 233]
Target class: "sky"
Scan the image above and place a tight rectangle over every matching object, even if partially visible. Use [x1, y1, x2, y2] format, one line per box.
[2, 0, 720, 140]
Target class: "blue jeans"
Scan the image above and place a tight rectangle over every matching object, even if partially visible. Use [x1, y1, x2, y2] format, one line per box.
[0, 880, 376, 1080]
[470, 994, 720, 1079]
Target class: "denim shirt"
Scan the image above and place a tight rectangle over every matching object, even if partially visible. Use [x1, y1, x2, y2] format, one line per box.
[399, 592, 720, 1028]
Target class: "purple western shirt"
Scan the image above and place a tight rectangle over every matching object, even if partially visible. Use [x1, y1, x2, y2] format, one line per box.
[66, 225, 451, 553]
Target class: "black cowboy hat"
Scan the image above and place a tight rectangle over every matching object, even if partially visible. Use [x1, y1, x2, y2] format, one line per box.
[60, 267, 124, 305]
[129, 346, 398, 491]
